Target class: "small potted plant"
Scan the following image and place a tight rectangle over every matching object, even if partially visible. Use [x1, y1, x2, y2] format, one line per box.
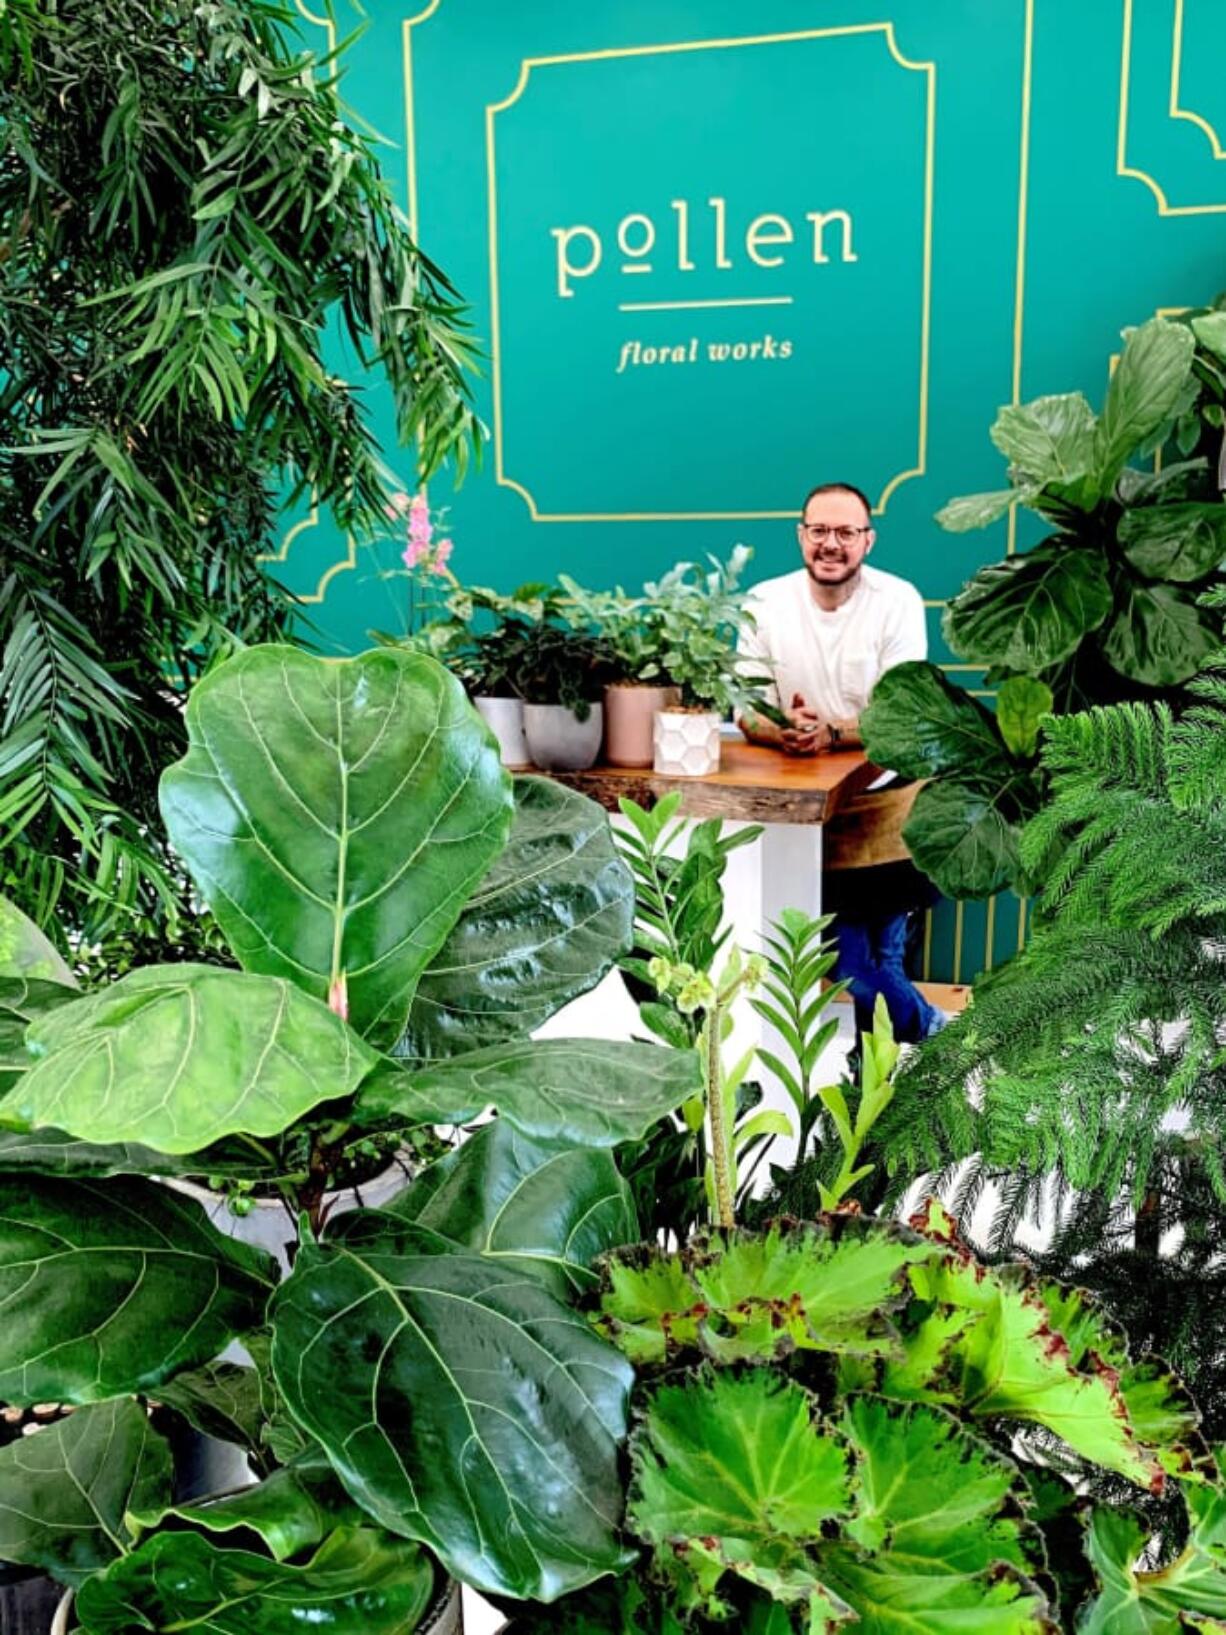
[646, 544, 764, 776]
[560, 577, 680, 768]
[513, 592, 617, 771]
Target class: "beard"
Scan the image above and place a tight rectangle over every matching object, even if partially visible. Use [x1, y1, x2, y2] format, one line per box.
[805, 554, 861, 587]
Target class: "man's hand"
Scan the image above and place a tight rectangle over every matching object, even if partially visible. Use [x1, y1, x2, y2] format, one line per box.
[780, 693, 832, 757]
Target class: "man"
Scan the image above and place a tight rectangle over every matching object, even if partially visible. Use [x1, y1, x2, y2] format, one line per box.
[738, 480, 942, 1042]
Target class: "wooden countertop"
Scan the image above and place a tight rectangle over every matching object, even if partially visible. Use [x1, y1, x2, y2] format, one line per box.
[530, 742, 880, 825]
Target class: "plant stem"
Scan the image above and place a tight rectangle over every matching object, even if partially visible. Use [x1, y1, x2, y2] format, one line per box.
[705, 1002, 736, 1228]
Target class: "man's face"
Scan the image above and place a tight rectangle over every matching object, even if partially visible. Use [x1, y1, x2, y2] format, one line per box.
[797, 490, 875, 588]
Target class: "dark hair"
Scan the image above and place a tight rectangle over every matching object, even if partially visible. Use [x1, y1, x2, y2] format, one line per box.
[800, 481, 873, 522]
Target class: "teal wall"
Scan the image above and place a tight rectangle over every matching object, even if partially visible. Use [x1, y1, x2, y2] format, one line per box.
[275, 0, 1226, 977]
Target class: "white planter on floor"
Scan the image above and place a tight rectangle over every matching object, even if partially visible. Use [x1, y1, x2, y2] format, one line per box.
[523, 703, 603, 771]
[653, 708, 721, 776]
[473, 695, 530, 770]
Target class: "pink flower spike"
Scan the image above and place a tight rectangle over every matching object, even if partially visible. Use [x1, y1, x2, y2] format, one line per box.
[410, 492, 429, 513]
[402, 539, 427, 569]
[432, 539, 454, 573]
[386, 492, 413, 517]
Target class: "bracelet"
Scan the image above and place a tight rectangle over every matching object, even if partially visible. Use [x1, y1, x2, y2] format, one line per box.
[827, 721, 843, 747]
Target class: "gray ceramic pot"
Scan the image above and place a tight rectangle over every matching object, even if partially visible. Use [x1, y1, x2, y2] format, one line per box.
[522, 703, 603, 771]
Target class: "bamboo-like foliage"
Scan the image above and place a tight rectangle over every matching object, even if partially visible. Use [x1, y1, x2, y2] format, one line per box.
[0, 0, 480, 966]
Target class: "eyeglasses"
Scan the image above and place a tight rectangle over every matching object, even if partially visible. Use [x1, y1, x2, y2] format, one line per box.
[801, 524, 872, 545]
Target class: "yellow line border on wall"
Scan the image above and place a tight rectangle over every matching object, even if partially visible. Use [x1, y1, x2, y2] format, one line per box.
[1169, 0, 1226, 160]
[1118, 0, 1226, 215]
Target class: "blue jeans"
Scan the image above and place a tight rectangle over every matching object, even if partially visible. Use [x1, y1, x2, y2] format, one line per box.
[833, 911, 936, 1044]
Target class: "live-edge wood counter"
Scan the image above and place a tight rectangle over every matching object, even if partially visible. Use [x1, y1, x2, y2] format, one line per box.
[532, 742, 880, 827]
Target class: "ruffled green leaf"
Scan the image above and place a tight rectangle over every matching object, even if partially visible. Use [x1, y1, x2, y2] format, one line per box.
[0, 1399, 171, 1586]
[357, 1037, 700, 1148]
[401, 777, 633, 1059]
[160, 645, 513, 1050]
[0, 1176, 275, 1404]
[130, 1456, 360, 1563]
[943, 542, 1112, 671]
[75, 1526, 436, 1635]
[1100, 578, 1220, 687]
[4, 964, 375, 1152]
[270, 1216, 634, 1601]
[1079, 1491, 1226, 1633]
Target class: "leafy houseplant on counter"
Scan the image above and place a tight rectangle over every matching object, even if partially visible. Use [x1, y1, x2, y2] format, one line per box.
[513, 597, 618, 772]
[501, 1004, 1226, 1634]
[560, 578, 680, 768]
[0, 644, 706, 1631]
[643, 545, 765, 777]
[863, 312, 1226, 898]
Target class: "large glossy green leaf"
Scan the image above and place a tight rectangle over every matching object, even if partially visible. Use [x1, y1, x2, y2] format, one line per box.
[936, 490, 1024, 533]
[1079, 1491, 1226, 1633]
[902, 778, 1025, 898]
[990, 392, 1096, 484]
[861, 662, 1009, 782]
[75, 1526, 436, 1635]
[1119, 501, 1226, 583]
[0, 1127, 276, 1181]
[154, 1359, 272, 1465]
[356, 1037, 701, 1148]
[131, 1456, 361, 1563]
[995, 676, 1053, 759]
[0, 1176, 275, 1404]
[385, 1119, 636, 1294]
[401, 777, 633, 1060]
[0, 977, 78, 1097]
[270, 1217, 635, 1601]
[3, 964, 375, 1153]
[598, 1220, 935, 1367]
[0, 894, 76, 985]
[1101, 578, 1220, 687]
[943, 542, 1112, 670]
[629, 1369, 851, 1624]
[1094, 317, 1196, 489]
[0, 1399, 171, 1587]
[160, 644, 513, 1050]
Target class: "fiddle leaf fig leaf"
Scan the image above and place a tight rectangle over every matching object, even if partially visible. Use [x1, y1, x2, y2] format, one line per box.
[861, 662, 1009, 782]
[356, 1037, 700, 1148]
[0, 977, 78, 1097]
[270, 1218, 635, 1602]
[0, 1398, 171, 1586]
[598, 1221, 936, 1367]
[401, 777, 634, 1059]
[385, 1119, 636, 1295]
[901, 777, 1026, 899]
[153, 1359, 273, 1467]
[936, 490, 1025, 534]
[943, 541, 1112, 671]
[1118, 501, 1226, 583]
[1079, 1494, 1226, 1634]
[0, 1176, 276, 1405]
[4, 964, 376, 1152]
[130, 1456, 362, 1563]
[990, 392, 1097, 485]
[75, 1526, 436, 1635]
[1101, 578, 1220, 687]
[1095, 317, 1196, 490]
[0, 894, 76, 985]
[629, 1369, 851, 1624]
[996, 677, 1053, 760]
[160, 645, 513, 1050]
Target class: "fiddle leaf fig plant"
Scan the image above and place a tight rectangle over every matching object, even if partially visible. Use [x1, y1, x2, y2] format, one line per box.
[864, 311, 1226, 899]
[0, 643, 703, 1621]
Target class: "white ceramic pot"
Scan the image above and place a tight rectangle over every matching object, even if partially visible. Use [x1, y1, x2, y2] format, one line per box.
[522, 703, 604, 772]
[653, 708, 722, 776]
[603, 683, 680, 767]
[473, 696, 530, 770]
[52, 1589, 74, 1635]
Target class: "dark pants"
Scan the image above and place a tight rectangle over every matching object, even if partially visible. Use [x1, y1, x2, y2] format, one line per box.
[833, 909, 936, 1044]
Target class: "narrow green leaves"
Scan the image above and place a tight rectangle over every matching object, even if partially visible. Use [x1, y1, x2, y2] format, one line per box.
[0, 1176, 275, 1404]
[160, 646, 513, 1050]
[0, 1399, 171, 1586]
[271, 1220, 635, 1600]
[3, 965, 375, 1152]
[401, 777, 633, 1059]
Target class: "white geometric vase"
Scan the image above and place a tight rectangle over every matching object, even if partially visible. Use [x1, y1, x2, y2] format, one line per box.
[653, 708, 721, 777]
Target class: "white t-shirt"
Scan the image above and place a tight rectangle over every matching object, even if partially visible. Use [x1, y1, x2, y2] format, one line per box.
[738, 564, 927, 722]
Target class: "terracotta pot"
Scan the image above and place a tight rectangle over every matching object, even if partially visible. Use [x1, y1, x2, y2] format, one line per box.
[522, 703, 603, 771]
[653, 708, 721, 776]
[472, 696, 530, 770]
[603, 683, 679, 767]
